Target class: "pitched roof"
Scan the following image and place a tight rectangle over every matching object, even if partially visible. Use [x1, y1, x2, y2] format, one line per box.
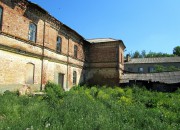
[125, 57, 180, 64]
[121, 71, 180, 84]
[87, 38, 119, 43]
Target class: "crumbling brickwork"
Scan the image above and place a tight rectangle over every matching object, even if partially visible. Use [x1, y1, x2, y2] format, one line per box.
[0, 0, 125, 92]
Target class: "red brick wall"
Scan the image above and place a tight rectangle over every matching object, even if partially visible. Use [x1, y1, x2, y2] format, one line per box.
[89, 43, 118, 63]
[0, 0, 86, 61]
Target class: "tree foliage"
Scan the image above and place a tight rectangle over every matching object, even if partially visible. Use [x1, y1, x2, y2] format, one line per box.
[154, 65, 180, 72]
[173, 46, 180, 56]
[129, 50, 174, 58]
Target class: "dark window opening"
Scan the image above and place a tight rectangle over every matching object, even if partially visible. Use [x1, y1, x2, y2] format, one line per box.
[74, 45, 78, 58]
[58, 73, 64, 88]
[56, 36, 62, 53]
[121, 53, 123, 63]
[0, 6, 3, 30]
[73, 71, 77, 85]
[28, 23, 37, 42]
[148, 67, 154, 73]
[128, 68, 133, 72]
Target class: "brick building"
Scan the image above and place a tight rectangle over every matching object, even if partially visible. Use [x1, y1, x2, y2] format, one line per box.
[0, 0, 125, 92]
[124, 57, 180, 73]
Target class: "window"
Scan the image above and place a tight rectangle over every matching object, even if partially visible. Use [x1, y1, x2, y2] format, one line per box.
[128, 68, 133, 72]
[58, 73, 64, 88]
[28, 23, 37, 42]
[138, 67, 144, 73]
[148, 67, 154, 73]
[0, 6, 3, 30]
[56, 36, 62, 53]
[121, 53, 123, 63]
[73, 71, 77, 85]
[74, 45, 78, 58]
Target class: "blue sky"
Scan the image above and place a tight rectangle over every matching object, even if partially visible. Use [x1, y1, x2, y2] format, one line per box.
[30, 0, 180, 54]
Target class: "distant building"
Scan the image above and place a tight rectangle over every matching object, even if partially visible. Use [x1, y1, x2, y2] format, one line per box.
[0, 0, 125, 92]
[122, 56, 180, 91]
[124, 57, 180, 73]
[121, 71, 180, 92]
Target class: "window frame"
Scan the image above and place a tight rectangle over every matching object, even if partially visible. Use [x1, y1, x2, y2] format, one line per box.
[25, 63, 35, 84]
[121, 53, 123, 63]
[128, 67, 133, 72]
[148, 67, 154, 73]
[28, 22, 37, 42]
[74, 45, 78, 58]
[73, 71, 77, 85]
[138, 67, 144, 73]
[0, 6, 3, 31]
[56, 36, 62, 53]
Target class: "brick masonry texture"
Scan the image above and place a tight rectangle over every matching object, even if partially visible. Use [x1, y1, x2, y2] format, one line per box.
[0, 0, 125, 92]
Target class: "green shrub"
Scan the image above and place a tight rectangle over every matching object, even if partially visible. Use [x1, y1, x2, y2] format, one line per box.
[44, 81, 64, 106]
[0, 84, 180, 130]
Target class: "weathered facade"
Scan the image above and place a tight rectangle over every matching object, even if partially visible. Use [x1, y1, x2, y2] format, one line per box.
[124, 57, 180, 73]
[86, 39, 125, 86]
[121, 71, 180, 92]
[0, 0, 125, 92]
[122, 56, 180, 91]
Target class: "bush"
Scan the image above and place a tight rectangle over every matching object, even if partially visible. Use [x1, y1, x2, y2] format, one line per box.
[44, 81, 64, 106]
[0, 84, 180, 129]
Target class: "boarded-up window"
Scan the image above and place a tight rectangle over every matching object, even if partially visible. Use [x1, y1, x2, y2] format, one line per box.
[25, 63, 35, 84]
[73, 71, 77, 85]
[0, 6, 3, 30]
[56, 36, 62, 53]
[28, 23, 37, 42]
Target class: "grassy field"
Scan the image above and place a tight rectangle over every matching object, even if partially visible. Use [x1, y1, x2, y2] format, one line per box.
[0, 82, 180, 130]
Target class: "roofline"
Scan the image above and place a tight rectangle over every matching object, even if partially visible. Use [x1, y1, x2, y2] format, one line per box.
[124, 57, 180, 64]
[125, 62, 180, 64]
[86, 38, 126, 49]
[26, 0, 84, 40]
[23, 1, 126, 46]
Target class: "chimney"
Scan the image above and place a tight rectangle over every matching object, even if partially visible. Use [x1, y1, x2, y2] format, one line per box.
[126, 54, 131, 62]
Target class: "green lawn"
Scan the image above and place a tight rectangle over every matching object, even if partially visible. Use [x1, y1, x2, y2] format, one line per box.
[0, 82, 180, 130]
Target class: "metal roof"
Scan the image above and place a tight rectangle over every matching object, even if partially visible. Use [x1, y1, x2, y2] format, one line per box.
[87, 38, 119, 43]
[121, 71, 180, 84]
[125, 57, 180, 64]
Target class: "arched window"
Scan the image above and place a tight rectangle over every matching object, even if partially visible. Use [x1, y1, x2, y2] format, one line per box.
[56, 36, 62, 53]
[25, 63, 35, 84]
[74, 45, 78, 58]
[0, 6, 3, 30]
[73, 71, 77, 85]
[28, 23, 37, 42]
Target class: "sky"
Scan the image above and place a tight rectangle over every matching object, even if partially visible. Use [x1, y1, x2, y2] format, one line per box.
[30, 0, 180, 54]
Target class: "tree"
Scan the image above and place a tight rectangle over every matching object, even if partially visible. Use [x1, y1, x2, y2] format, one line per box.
[154, 65, 180, 72]
[141, 50, 146, 58]
[173, 46, 180, 56]
[133, 51, 141, 58]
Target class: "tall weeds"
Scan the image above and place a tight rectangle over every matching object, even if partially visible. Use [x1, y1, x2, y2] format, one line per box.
[0, 83, 179, 130]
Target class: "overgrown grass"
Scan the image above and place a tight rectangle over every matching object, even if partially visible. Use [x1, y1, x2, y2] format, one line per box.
[0, 83, 180, 130]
